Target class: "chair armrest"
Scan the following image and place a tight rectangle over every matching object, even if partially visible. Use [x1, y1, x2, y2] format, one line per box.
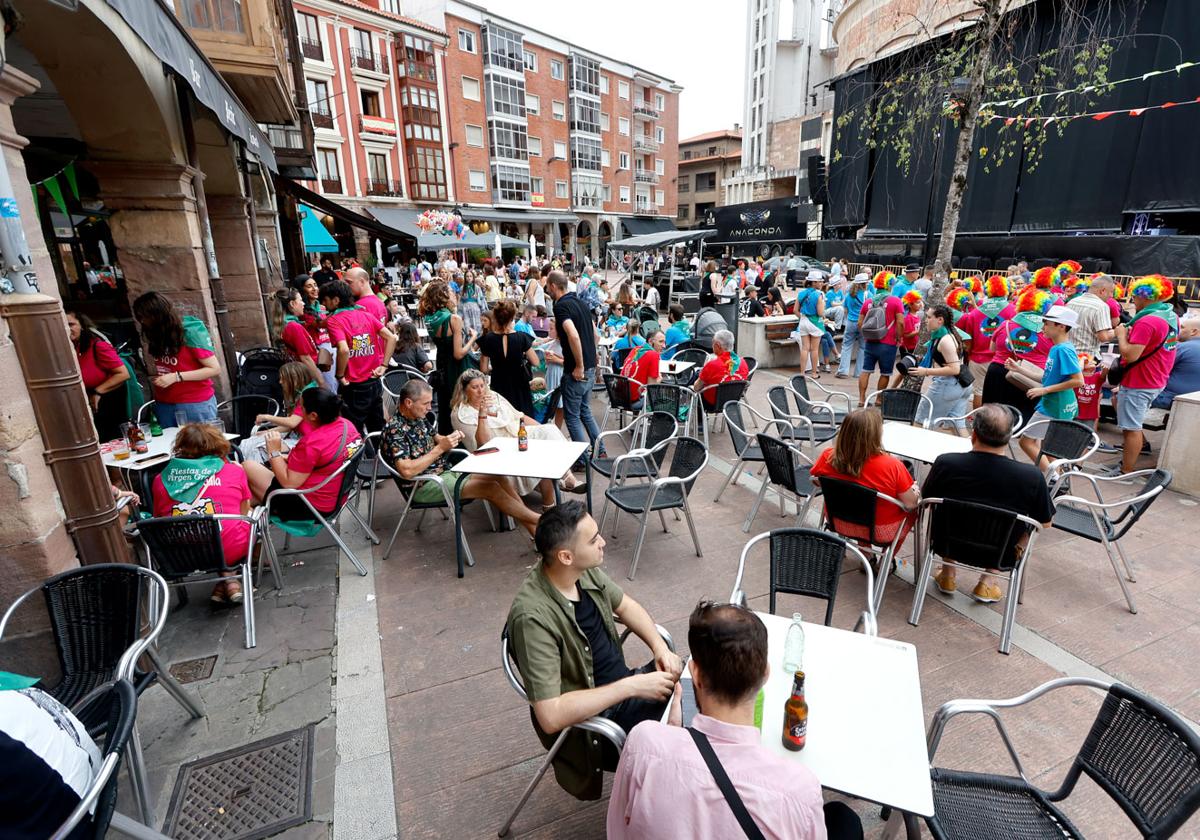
[574, 715, 628, 752]
[807, 400, 838, 426]
[610, 448, 656, 484]
[1054, 487, 1164, 512]
[809, 382, 852, 412]
[618, 623, 676, 653]
[51, 753, 123, 840]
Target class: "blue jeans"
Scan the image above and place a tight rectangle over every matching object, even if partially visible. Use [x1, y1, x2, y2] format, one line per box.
[155, 396, 219, 428]
[820, 331, 837, 362]
[838, 321, 864, 376]
[561, 367, 602, 454]
[921, 377, 971, 430]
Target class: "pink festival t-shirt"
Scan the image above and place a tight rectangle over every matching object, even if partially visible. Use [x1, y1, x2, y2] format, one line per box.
[152, 462, 251, 564]
[281, 319, 318, 362]
[286, 418, 362, 512]
[860, 295, 905, 346]
[1123, 314, 1176, 390]
[326, 307, 384, 382]
[78, 339, 124, 391]
[153, 343, 216, 403]
[356, 294, 388, 326]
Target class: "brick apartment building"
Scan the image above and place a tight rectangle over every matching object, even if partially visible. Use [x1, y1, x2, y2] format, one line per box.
[677, 128, 742, 229]
[297, 0, 681, 264]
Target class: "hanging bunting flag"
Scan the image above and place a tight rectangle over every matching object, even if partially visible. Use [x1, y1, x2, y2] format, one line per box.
[1130, 108, 1146, 117]
[1024, 118, 1035, 129]
[1092, 111, 1116, 121]
[1004, 117, 1016, 126]
[43, 175, 69, 218]
[1162, 101, 1179, 109]
[1177, 62, 1195, 72]
[62, 162, 80, 201]
[979, 57, 1199, 109]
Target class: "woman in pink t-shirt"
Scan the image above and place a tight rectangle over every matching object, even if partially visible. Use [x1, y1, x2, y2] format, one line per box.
[981, 290, 1057, 422]
[151, 423, 252, 603]
[133, 291, 221, 428]
[67, 310, 131, 442]
[275, 288, 324, 386]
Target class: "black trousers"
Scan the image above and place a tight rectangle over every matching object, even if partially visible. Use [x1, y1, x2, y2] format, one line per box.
[600, 661, 668, 770]
[340, 378, 384, 435]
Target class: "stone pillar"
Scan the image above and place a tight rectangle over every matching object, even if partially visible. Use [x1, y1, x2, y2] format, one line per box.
[353, 227, 371, 267]
[207, 194, 269, 349]
[88, 160, 232, 397]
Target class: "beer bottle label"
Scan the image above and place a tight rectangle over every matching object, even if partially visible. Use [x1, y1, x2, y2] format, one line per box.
[789, 721, 807, 741]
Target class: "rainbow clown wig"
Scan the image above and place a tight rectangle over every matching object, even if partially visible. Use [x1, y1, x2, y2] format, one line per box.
[902, 289, 923, 307]
[946, 288, 974, 312]
[1055, 260, 1082, 280]
[872, 270, 896, 291]
[984, 275, 1011, 298]
[1031, 266, 1057, 289]
[965, 276, 983, 294]
[1128, 274, 1175, 302]
[1016, 288, 1057, 315]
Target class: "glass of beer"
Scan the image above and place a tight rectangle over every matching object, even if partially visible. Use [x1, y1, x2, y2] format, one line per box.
[112, 439, 131, 461]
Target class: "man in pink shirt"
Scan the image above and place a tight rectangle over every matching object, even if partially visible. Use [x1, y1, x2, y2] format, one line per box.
[346, 266, 388, 325]
[607, 602, 862, 839]
[320, 279, 396, 434]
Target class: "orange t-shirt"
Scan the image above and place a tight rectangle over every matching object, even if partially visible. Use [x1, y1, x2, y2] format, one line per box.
[812, 449, 914, 530]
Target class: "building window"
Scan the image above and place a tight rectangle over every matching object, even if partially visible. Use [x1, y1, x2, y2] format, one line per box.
[572, 175, 603, 208]
[570, 136, 602, 171]
[552, 100, 566, 121]
[695, 172, 716, 191]
[406, 147, 447, 200]
[618, 80, 629, 99]
[317, 148, 341, 190]
[297, 13, 322, 59]
[465, 124, 484, 147]
[618, 117, 630, 136]
[555, 180, 568, 199]
[655, 126, 665, 143]
[528, 136, 542, 156]
[550, 59, 564, 79]
[483, 23, 524, 72]
[489, 120, 529, 161]
[603, 184, 612, 202]
[552, 140, 567, 160]
[570, 98, 600, 135]
[708, 145, 717, 156]
[600, 112, 610, 132]
[486, 75, 527, 118]
[618, 151, 629, 170]
[367, 152, 388, 184]
[678, 179, 689, 193]
[379, 0, 397, 13]
[462, 77, 480, 101]
[526, 94, 539, 115]
[353, 28, 371, 55]
[570, 55, 600, 96]
[677, 205, 689, 220]
[400, 84, 442, 142]
[361, 90, 382, 118]
[619, 185, 630, 203]
[179, 0, 246, 33]
[654, 157, 665, 175]
[492, 163, 531, 203]
[400, 34, 437, 83]
[531, 176, 544, 195]
[523, 50, 537, 72]
[458, 29, 475, 52]
[469, 169, 487, 191]
[307, 78, 330, 117]
[655, 189, 665, 206]
[655, 93, 665, 111]
[600, 74, 609, 94]
[601, 149, 610, 167]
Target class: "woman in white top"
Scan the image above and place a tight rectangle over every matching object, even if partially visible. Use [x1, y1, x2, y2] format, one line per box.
[449, 369, 579, 506]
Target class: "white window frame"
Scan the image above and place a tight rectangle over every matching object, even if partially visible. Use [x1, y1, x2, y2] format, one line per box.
[603, 184, 612, 202]
[600, 112, 610, 132]
[458, 29, 475, 53]
[526, 94, 540, 115]
[550, 59, 564, 79]
[655, 126, 665, 143]
[552, 100, 566, 121]
[619, 185, 630, 203]
[600, 74, 609, 94]
[655, 189, 665, 206]
[461, 76, 480, 101]
[523, 49, 538, 72]
[601, 149, 611, 167]
[618, 117, 630, 136]
[618, 80, 630, 99]
[654, 157, 665, 175]
[465, 124, 484, 147]
[555, 180, 568, 199]
[553, 140, 567, 160]
[468, 169, 487, 191]
[528, 136, 542, 156]
[618, 151, 629, 170]
[531, 176, 544, 194]
[655, 92, 665, 111]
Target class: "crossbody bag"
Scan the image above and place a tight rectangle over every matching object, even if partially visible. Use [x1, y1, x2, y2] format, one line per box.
[1107, 337, 1167, 386]
[686, 727, 766, 840]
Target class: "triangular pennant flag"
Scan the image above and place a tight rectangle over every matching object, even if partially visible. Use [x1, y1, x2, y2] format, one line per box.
[1024, 118, 1035, 129]
[1162, 101, 1179, 109]
[62, 162, 80, 201]
[1092, 111, 1116, 121]
[43, 175, 69, 217]
[1004, 117, 1016, 126]
[1129, 108, 1146, 117]
[1143, 72, 1157, 81]
[1176, 62, 1195, 72]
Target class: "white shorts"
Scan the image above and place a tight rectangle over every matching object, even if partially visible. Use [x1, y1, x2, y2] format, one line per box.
[791, 318, 824, 338]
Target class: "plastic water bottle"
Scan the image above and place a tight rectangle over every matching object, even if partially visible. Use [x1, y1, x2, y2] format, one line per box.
[782, 612, 805, 675]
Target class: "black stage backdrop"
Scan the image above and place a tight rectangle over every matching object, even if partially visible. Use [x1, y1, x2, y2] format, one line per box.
[827, 68, 873, 228]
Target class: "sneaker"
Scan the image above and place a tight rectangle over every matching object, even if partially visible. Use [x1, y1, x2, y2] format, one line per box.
[1097, 463, 1125, 478]
[1095, 441, 1119, 454]
[835, 372, 850, 379]
[225, 580, 244, 604]
[971, 581, 1004, 603]
[933, 568, 957, 595]
[210, 581, 230, 604]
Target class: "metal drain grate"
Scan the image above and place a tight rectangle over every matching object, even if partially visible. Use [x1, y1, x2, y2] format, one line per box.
[163, 725, 314, 840]
[169, 655, 218, 685]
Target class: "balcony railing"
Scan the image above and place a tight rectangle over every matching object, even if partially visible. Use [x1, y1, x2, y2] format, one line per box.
[365, 179, 404, 197]
[573, 193, 603, 209]
[633, 169, 660, 184]
[350, 48, 389, 75]
[299, 36, 323, 61]
[634, 204, 661, 215]
[633, 135, 659, 152]
[310, 107, 334, 129]
[320, 178, 343, 194]
[632, 103, 659, 120]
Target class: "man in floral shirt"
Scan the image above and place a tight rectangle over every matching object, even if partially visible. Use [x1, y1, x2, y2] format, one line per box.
[381, 379, 541, 534]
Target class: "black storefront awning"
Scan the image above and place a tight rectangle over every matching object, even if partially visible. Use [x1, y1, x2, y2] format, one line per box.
[276, 177, 413, 240]
[103, 0, 276, 172]
[703, 196, 816, 246]
[622, 217, 676, 236]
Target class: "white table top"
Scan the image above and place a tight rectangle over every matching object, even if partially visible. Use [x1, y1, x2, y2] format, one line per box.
[101, 426, 238, 471]
[660, 359, 696, 376]
[453, 435, 587, 481]
[882, 421, 971, 465]
[757, 612, 934, 816]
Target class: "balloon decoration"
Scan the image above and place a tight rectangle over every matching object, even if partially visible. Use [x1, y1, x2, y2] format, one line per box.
[414, 209, 468, 239]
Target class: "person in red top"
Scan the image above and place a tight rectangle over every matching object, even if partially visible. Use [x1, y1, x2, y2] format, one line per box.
[692, 329, 748, 407]
[956, 277, 1012, 409]
[133, 291, 221, 428]
[812, 408, 919, 547]
[67, 310, 131, 442]
[152, 423, 252, 603]
[245, 387, 362, 520]
[275, 288, 324, 386]
[900, 290, 923, 352]
[346, 266, 388, 325]
[320, 279, 396, 434]
[622, 328, 664, 402]
[981, 289, 1057, 423]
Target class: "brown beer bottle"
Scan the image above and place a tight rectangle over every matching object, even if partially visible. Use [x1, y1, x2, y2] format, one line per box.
[782, 670, 808, 751]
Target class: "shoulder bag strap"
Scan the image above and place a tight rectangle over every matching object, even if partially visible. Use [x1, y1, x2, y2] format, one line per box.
[1117, 335, 1167, 374]
[313, 422, 351, 473]
[686, 728, 767, 840]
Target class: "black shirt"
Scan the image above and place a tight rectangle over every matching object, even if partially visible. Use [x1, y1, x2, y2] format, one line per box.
[743, 297, 766, 318]
[573, 584, 630, 687]
[554, 291, 597, 372]
[921, 450, 1055, 558]
[312, 269, 338, 285]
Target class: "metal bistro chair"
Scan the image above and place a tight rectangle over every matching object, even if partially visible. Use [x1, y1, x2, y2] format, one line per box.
[932, 403, 1023, 438]
[713, 401, 791, 503]
[601, 436, 708, 579]
[0, 564, 201, 828]
[865, 388, 933, 428]
[498, 623, 676, 837]
[790, 374, 852, 424]
[816, 475, 913, 616]
[642, 382, 697, 435]
[1017, 418, 1099, 494]
[216, 395, 280, 440]
[587, 411, 677, 517]
[785, 380, 843, 440]
[766, 385, 836, 454]
[909, 498, 1046, 654]
[601, 373, 643, 430]
[383, 366, 429, 397]
[1051, 469, 1173, 615]
[743, 433, 822, 533]
[730, 528, 878, 635]
[922, 676, 1200, 840]
[260, 444, 377, 577]
[696, 378, 751, 448]
[668, 347, 709, 387]
[742, 355, 759, 379]
[131, 514, 263, 649]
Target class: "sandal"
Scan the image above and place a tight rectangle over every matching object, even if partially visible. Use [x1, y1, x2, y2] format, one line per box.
[224, 579, 244, 604]
[210, 581, 230, 603]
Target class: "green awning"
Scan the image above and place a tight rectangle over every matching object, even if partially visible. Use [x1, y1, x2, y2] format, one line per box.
[299, 204, 338, 251]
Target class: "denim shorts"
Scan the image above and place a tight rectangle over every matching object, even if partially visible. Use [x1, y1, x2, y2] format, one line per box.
[861, 341, 898, 374]
[1117, 387, 1162, 431]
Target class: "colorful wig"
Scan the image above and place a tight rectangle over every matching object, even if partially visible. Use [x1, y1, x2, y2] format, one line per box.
[902, 289, 923, 307]
[1016, 288, 1056, 315]
[965, 276, 983, 294]
[1031, 266, 1057, 289]
[946, 288, 974, 312]
[1128, 274, 1175, 302]
[984, 275, 1011, 298]
[871, 270, 896, 291]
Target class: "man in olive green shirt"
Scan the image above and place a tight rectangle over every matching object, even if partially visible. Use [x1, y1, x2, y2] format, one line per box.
[506, 501, 682, 800]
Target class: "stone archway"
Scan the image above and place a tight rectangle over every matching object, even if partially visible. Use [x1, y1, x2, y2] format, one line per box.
[598, 221, 612, 264]
[576, 220, 592, 264]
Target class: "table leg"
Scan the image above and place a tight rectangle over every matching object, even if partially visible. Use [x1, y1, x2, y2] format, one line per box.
[880, 809, 922, 840]
[554, 480, 562, 506]
[585, 460, 593, 515]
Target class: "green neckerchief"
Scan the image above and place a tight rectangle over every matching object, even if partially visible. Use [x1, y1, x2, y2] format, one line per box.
[181, 315, 214, 351]
[624, 343, 653, 370]
[425, 307, 452, 336]
[330, 305, 362, 316]
[720, 350, 743, 381]
[1129, 301, 1179, 351]
[921, 325, 964, 367]
[159, 456, 224, 503]
[284, 315, 300, 324]
[979, 296, 1009, 319]
[0, 671, 39, 691]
